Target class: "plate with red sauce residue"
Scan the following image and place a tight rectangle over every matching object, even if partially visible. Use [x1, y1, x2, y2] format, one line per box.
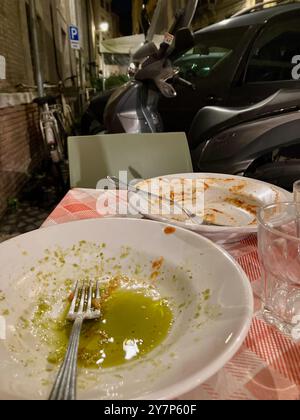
[132, 173, 291, 244]
[0, 218, 253, 400]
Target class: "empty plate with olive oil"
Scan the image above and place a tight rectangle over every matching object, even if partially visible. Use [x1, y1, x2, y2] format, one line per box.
[0, 218, 253, 400]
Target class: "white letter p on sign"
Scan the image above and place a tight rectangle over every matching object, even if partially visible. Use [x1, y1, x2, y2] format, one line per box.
[71, 28, 77, 39]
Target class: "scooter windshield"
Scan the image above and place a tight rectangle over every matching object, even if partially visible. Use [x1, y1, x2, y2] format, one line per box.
[146, 0, 198, 43]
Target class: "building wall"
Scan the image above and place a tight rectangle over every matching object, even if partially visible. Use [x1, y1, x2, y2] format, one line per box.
[92, 0, 120, 40]
[194, 1, 258, 28]
[132, 0, 263, 33]
[0, 0, 114, 217]
[91, 0, 120, 77]
[0, 0, 34, 90]
[0, 103, 42, 216]
[0, 0, 42, 216]
[132, 0, 156, 35]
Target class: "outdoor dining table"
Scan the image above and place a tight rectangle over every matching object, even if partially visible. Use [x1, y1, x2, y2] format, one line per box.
[42, 188, 300, 400]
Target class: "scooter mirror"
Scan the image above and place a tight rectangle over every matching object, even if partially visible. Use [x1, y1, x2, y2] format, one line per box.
[133, 42, 159, 61]
[174, 28, 194, 53]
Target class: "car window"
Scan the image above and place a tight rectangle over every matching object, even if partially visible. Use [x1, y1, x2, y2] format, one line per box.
[245, 17, 300, 83]
[174, 27, 248, 82]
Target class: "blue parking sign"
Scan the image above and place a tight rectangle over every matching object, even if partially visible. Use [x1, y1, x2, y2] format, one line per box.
[69, 26, 79, 42]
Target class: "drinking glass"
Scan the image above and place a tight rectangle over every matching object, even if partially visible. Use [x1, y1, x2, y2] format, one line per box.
[257, 203, 300, 336]
[294, 180, 300, 203]
[294, 180, 300, 237]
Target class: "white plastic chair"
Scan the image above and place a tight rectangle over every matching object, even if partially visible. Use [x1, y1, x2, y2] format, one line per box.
[68, 133, 193, 188]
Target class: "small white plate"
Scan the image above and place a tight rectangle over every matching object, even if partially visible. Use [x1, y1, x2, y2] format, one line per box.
[0, 218, 253, 400]
[132, 173, 291, 243]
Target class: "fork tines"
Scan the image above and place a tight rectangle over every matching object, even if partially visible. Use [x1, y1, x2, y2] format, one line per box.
[68, 280, 101, 321]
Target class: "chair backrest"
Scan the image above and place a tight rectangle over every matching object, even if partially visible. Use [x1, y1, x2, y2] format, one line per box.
[68, 133, 193, 188]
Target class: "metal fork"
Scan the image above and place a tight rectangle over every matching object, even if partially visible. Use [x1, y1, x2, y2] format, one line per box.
[49, 280, 101, 401]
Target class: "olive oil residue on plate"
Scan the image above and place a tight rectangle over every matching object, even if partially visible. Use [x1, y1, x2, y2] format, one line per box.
[46, 289, 173, 369]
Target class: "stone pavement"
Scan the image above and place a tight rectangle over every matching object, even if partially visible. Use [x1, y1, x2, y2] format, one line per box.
[0, 162, 69, 243]
[0, 201, 55, 243]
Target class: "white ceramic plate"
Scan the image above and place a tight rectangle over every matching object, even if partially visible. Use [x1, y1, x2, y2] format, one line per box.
[0, 218, 253, 400]
[132, 173, 291, 243]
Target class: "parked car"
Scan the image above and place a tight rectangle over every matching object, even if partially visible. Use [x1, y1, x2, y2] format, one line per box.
[160, 1, 300, 133]
[81, 2, 300, 136]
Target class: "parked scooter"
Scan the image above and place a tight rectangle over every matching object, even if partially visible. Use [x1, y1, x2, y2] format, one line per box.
[190, 89, 300, 190]
[104, 1, 197, 134]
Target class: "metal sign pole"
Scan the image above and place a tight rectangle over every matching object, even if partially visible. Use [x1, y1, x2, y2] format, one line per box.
[29, 0, 45, 98]
[100, 31, 106, 92]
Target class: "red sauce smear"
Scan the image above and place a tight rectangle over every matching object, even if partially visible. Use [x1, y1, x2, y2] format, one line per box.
[164, 226, 176, 235]
[152, 257, 164, 271]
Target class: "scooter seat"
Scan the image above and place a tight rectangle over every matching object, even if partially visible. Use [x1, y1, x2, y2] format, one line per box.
[188, 89, 299, 149]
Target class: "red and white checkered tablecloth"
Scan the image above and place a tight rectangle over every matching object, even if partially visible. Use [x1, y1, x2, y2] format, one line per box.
[43, 189, 300, 400]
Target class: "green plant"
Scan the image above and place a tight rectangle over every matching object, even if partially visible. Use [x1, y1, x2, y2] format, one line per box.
[7, 198, 19, 212]
[105, 74, 129, 90]
[91, 77, 104, 92]
[91, 74, 129, 93]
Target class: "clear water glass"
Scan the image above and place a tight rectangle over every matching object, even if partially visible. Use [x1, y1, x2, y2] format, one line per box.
[257, 203, 300, 336]
[294, 180, 300, 203]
